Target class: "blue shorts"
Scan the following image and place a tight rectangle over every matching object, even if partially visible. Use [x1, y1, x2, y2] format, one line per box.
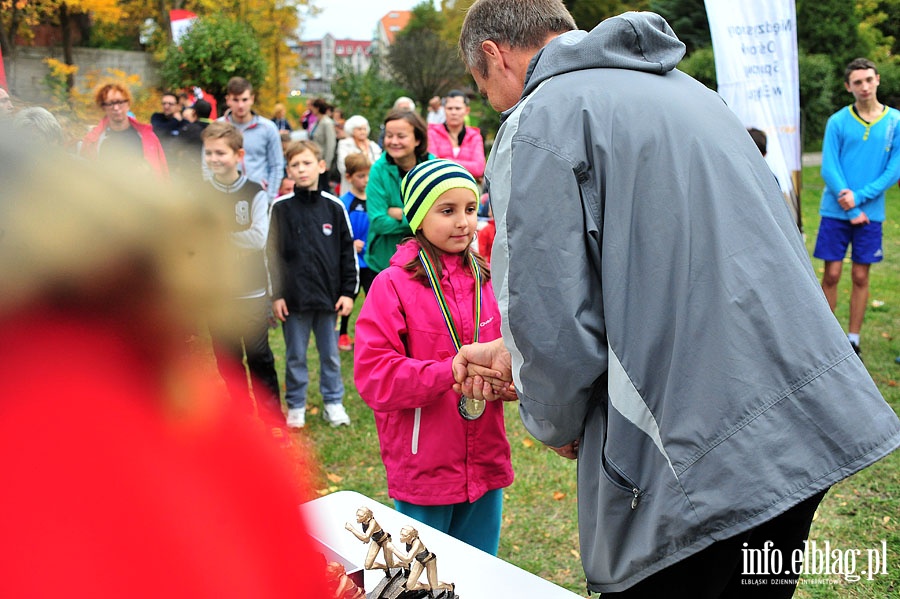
[813, 216, 883, 264]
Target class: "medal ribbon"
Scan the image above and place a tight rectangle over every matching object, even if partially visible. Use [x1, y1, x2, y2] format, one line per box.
[418, 248, 481, 351]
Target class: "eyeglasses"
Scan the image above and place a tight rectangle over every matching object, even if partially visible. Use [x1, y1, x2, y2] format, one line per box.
[101, 99, 129, 108]
[161, 101, 177, 106]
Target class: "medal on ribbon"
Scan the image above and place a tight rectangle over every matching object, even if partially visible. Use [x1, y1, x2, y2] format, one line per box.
[418, 248, 486, 420]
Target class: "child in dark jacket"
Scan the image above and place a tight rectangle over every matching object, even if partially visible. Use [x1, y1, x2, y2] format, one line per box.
[268, 140, 359, 429]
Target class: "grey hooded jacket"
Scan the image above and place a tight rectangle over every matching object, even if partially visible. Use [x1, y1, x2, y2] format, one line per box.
[485, 12, 900, 593]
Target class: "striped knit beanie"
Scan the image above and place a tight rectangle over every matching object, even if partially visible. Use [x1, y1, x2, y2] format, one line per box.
[401, 159, 480, 233]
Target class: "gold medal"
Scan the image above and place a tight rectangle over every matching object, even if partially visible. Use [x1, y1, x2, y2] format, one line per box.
[458, 395, 486, 420]
[419, 248, 488, 421]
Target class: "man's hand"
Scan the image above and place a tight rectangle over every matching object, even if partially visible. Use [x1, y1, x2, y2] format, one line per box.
[838, 189, 856, 210]
[850, 211, 870, 225]
[452, 339, 517, 401]
[549, 440, 579, 460]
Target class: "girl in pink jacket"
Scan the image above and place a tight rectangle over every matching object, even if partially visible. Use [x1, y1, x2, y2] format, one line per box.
[353, 159, 513, 555]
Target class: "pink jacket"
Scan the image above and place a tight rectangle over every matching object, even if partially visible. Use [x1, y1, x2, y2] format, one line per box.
[353, 240, 513, 505]
[427, 124, 486, 179]
[80, 116, 169, 179]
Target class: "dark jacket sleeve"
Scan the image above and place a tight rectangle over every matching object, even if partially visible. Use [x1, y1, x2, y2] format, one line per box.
[337, 202, 360, 297]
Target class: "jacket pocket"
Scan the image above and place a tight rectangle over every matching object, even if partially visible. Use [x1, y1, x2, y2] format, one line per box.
[594, 394, 645, 510]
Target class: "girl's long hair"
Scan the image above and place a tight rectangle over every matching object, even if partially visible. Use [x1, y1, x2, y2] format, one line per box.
[402, 232, 491, 284]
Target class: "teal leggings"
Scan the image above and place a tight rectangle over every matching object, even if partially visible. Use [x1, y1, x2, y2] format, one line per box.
[394, 488, 503, 555]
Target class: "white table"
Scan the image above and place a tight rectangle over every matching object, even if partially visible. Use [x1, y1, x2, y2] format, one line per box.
[301, 490, 584, 598]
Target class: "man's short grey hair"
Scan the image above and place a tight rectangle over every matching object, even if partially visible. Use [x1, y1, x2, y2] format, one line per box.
[459, 0, 576, 77]
[13, 107, 64, 145]
[393, 96, 416, 112]
[344, 114, 370, 136]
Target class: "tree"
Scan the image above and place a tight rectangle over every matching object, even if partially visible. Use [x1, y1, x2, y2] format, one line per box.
[159, 14, 266, 106]
[798, 52, 836, 149]
[387, 2, 467, 112]
[330, 58, 406, 133]
[563, 0, 650, 31]
[796, 0, 860, 70]
[1, 1, 121, 91]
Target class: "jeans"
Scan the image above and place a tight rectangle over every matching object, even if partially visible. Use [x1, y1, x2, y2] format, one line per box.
[282, 309, 344, 409]
[209, 295, 281, 420]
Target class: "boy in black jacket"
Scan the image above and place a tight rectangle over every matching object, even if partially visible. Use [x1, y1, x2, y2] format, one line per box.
[268, 140, 358, 429]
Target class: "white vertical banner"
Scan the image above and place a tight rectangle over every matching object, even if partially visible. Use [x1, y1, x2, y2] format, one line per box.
[704, 0, 800, 221]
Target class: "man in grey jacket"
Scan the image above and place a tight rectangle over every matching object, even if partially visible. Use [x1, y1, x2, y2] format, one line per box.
[452, 1, 900, 596]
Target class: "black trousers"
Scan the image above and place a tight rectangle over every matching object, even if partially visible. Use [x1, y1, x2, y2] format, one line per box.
[209, 296, 281, 422]
[601, 489, 828, 598]
[339, 267, 376, 335]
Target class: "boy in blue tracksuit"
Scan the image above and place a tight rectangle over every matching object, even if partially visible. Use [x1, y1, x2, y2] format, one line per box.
[814, 57, 900, 357]
[337, 153, 376, 351]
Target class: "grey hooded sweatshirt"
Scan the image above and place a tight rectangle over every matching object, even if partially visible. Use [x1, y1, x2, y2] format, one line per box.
[485, 12, 900, 593]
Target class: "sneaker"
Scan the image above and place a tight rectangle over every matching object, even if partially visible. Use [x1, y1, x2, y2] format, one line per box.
[286, 408, 306, 429]
[338, 334, 354, 351]
[323, 403, 351, 427]
[850, 341, 862, 358]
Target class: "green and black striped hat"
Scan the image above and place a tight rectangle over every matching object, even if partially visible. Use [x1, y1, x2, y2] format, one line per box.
[401, 159, 479, 232]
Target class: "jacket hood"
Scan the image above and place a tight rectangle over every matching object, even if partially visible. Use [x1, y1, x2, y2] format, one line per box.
[522, 12, 685, 98]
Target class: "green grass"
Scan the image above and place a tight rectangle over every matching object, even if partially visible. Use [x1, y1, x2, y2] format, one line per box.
[273, 166, 899, 597]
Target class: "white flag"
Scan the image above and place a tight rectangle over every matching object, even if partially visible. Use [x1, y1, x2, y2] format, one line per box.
[705, 0, 800, 221]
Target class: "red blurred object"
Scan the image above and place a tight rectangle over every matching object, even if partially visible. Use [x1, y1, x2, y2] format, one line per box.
[0, 310, 327, 598]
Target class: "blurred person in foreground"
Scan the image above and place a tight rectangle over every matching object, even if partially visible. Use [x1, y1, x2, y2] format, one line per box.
[0, 127, 328, 598]
[452, 1, 900, 597]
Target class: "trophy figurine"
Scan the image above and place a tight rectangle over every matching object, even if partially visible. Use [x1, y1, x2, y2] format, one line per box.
[390, 526, 456, 598]
[345, 506, 395, 572]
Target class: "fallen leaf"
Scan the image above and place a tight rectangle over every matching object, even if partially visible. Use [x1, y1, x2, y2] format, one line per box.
[309, 406, 320, 415]
[570, 549, 580, 559]
[522, 438, 535, 448]
[883, 516, 891, 524]
[889, 380, 897, 387]
[553, 491, 566, 501]
[881, 332, 891, 338]
[326, 472, 343, 483]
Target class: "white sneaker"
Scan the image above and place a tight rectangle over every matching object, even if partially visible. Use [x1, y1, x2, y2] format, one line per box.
[323, 403, 350, 426]
[286, 408, 306, 429]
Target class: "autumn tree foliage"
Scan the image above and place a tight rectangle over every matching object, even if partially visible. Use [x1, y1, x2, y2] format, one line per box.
[159, 14, 266, 106]
[386, 1, 467, 112]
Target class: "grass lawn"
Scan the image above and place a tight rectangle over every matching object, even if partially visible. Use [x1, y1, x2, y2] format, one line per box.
[273, 166, 899, 597]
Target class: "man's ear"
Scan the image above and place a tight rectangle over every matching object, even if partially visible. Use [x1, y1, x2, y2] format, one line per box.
[481, 40, 504, 68]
